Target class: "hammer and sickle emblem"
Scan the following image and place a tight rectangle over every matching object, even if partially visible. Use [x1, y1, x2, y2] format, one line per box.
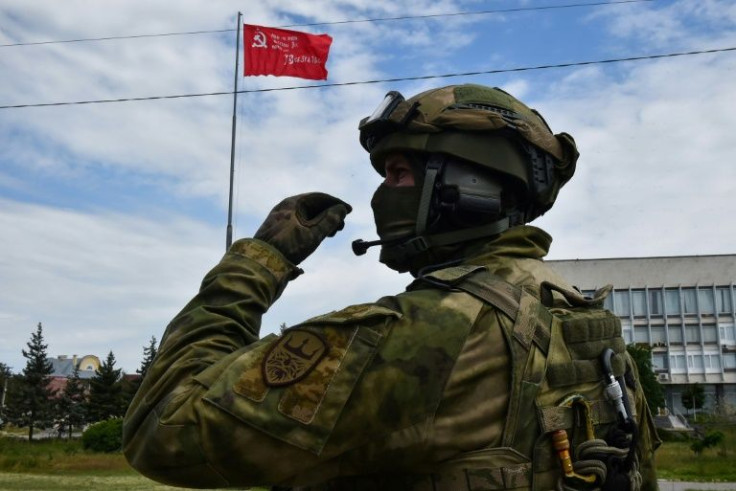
[252, 30, 267, 49]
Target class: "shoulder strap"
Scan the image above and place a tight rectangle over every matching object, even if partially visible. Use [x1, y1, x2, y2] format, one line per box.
[418, 267, 552, 454]
[424, 267, 552, 355]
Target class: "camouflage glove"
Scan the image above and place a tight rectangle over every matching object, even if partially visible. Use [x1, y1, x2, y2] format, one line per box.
[254, 192, 352, 265]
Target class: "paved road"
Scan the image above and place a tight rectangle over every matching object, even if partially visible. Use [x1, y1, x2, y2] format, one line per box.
[659, 481, 736, 490]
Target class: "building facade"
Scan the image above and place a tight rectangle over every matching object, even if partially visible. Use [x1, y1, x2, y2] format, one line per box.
[548, 255, 736, 416]
[48, 354, 100, 394]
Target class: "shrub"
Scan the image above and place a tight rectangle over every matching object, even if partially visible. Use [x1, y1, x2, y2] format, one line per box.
[82, 418, 123, 453]
[690, 430, 725, 456]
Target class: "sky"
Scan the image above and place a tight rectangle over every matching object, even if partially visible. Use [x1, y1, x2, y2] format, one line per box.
[0, 0, 734, 374]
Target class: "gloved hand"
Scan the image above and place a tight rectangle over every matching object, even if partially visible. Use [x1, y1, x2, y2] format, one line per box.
[254, 192, 352, 265]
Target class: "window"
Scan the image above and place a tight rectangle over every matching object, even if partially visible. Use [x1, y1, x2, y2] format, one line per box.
[687, 354, 704, 372]
[665, 289, 681, 315]
[703, 324, 718, 344]
[603, 294, 614, 311]
[704, 354, 721, 371]
[670, 354, 686, 371]
[724, 353, 736, 370]
[668, 325, 683, 344]
[615, 291, 631, 316]
[698, 288, 715, 314]
[686, 325, 701, 344]
[651, 353, 667, 370]
[634, 326, 649, 343]
[682, 288, 697, 314]
[632, 290, 647, 316]
[649, 290, 663, 316]
[623, 328, 633, 344]
[720, 324, 736, 343]
[651, 325, 666, 344]
[716, 287, 733, 313]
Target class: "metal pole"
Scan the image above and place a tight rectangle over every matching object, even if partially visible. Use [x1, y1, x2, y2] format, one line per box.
[226, 11, 242, 250]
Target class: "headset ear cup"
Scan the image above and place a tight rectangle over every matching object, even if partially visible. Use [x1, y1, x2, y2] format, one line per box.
[438, 159, 504, 217]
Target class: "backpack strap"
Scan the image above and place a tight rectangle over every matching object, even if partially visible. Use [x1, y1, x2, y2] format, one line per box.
[416, 266, 553, 455]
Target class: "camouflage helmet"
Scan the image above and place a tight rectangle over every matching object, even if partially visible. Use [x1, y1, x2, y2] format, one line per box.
[359, 84, 579, 221]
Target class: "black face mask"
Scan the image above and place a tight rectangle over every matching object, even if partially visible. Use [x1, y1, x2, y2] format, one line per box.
[370, 184, 423, 271]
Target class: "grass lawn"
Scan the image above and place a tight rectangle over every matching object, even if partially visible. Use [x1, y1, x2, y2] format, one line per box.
[655, 423, 736, 482]
[0, 470, 192, 491]
[0, 436, 267, 490]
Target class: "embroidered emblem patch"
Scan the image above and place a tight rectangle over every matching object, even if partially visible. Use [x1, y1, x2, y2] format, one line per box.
[262, 329, 328, 387]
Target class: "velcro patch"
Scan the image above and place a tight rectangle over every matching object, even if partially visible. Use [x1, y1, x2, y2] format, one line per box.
[262, 329, 328, 387]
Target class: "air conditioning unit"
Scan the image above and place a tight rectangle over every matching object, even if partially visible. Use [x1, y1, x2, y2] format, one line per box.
[658, 373, 670, 382]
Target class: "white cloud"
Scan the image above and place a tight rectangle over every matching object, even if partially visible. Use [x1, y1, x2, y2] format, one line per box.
[1, 0, 735, 374]
[536, 51, 736, 259]
[0, 199, 222, 372]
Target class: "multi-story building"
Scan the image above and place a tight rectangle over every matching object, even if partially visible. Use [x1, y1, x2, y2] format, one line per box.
[548, 255, 736, 416]
[48, 354, 100, 394]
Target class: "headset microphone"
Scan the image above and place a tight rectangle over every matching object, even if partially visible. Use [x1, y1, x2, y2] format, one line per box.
[351, 238, 385, 256]
[352, 234, 415, 256]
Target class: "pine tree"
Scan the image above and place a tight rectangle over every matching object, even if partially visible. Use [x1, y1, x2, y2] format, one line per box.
[86, 351, 122, 422]
[5, 323, 55, 441]
[120, 336, 159, 414]
[137, 336, 158, 379]
[56, 364, 87, 439]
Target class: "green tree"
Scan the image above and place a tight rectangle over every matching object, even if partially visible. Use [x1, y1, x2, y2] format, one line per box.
[5, 323, 55, 441]
[626, 344, 665, 412]
[690, 430, 725, 456]
[86, 351, 122, 422]
[137, 336, 158, 380]
[682, 383, 706, 420]
[120, 335, 159, 414]
[56, 364, 87, 439]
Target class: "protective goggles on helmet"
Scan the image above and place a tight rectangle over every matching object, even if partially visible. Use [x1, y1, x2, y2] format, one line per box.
[359, 91, 406, 152]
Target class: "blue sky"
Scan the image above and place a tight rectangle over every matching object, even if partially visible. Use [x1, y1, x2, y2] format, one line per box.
[1, 0, 735, 373]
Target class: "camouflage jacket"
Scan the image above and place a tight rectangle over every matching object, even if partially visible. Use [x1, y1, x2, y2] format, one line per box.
[123, 225, 659, 490]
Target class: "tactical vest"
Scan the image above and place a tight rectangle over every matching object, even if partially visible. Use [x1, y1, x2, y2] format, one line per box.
[442, 265, 642, 491]
[298, 265, 644, 491]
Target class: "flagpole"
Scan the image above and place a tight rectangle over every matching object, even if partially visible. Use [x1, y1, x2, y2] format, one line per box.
[226, 11, 242, 251]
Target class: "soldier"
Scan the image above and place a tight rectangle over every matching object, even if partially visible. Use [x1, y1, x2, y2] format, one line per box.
[123, 84, 660, 490]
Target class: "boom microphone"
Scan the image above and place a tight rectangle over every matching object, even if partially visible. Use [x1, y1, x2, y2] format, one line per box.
[351, 238, 386, 256]
[351, 233, 415, 256]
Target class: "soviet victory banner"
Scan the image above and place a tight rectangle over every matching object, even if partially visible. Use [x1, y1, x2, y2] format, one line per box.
[243, 24, 332, 80]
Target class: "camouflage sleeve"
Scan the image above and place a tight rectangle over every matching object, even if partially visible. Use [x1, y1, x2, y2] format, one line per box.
[123, 238, 485, 489]
[122, 238, 305, 487]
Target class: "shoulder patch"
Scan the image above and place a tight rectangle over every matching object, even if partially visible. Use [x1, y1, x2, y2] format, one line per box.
[300, 302, 401, 325]
[262, 329, 328, 387]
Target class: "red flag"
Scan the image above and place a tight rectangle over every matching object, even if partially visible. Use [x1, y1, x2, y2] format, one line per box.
[243, 24, 332, 80]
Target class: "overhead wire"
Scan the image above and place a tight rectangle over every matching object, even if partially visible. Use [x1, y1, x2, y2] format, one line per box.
[0, 0, 654, 48]
[1, 46, 733, 110]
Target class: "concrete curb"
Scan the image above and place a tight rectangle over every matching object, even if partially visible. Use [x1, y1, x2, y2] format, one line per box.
[658, 480, 736, 490]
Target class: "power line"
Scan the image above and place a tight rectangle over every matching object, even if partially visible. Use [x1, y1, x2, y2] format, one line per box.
[0, 0, 654, 48]
[288, 0, 655, 27]
[1, 46, 732, 110]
